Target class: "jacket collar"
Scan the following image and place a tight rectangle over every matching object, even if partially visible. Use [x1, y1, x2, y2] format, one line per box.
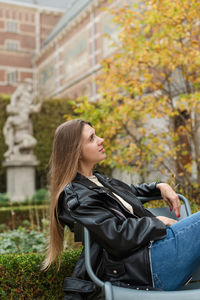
[73, 172, 131, 196]
[73, 172, 103, 189]
[73, 172, 144, 216]
[93, 172, 144, 215]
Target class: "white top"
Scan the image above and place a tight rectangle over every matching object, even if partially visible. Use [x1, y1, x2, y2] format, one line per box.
[87, 175, 133, 214]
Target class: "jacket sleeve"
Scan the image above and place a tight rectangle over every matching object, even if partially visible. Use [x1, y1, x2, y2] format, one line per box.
[60, 186, 166, 258]
[130, 182, 162, 197]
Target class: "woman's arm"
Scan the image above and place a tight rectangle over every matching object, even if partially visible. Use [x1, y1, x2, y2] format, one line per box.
[130, 182, 162, 197]
[130, 181, 181, 218]
[156, 216, 177, 226]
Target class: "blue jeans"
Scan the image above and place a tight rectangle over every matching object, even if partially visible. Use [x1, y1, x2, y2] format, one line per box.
[150, 211, 200, 290]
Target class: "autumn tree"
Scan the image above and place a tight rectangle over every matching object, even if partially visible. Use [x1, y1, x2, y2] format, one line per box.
[67, 0, 200, 199]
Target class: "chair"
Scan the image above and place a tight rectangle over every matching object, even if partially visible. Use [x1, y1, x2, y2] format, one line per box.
[83, 194, 200, 300]
[138, 193, 192, 220]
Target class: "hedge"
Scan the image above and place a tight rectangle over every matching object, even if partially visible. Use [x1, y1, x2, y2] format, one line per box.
[0, 94, 10, 192]
[0, 249, 81, 299]
[32, 98, 74, 189]
[0, 205, 48, 231]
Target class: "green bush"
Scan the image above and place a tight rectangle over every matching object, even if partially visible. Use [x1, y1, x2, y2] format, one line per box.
[0, 95, 10, 192]
[0, 189, 49, 208]
[32, 98, 74, 189]
[0, 249, 81, 299]
[0, 227, 46, 254]
[0, 193, 9, 206]
[31, 188, 50, 205]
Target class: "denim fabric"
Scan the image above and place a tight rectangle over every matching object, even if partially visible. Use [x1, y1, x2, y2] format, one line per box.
[150, 211, 200, 291]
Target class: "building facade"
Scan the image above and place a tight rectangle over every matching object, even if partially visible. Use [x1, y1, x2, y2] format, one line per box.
[0, 0, 68, 95]
[35, 0, 121, 101]
[0, 0, 130, 99]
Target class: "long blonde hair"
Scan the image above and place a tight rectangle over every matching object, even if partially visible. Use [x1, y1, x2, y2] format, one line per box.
[42, 119, 90, 270]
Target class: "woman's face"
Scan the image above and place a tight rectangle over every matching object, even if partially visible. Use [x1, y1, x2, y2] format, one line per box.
[80, 124, 106, 167]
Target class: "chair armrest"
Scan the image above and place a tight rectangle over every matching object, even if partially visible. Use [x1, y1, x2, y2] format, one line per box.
[84, 227, 104, 288]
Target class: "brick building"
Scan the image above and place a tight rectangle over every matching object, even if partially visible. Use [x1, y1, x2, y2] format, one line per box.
[0, 0, 69, 95]
[0, 0, 129, 99]
[35, 0, 122, 101]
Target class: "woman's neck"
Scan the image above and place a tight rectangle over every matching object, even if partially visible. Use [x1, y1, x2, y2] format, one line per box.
[78, 164, 94, 177]
[80, 171, 93, 177]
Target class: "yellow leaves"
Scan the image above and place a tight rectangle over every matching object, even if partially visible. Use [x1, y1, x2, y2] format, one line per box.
[181, 150, 189, 156]
[184, 163, 193, 173]
[137, 127, 147, 135]
[157, 156, 164, 163]
[64, 0, 200, 193]
[192, 182, 199, 189]
[177, 126, 187, 135]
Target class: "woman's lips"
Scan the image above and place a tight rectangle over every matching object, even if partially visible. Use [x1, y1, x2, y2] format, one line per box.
[99, 147, 105, 153]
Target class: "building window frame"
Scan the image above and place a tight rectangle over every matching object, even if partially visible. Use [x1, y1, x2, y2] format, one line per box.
[6, 39, 19, 51]
[6, 20, 18, 33]
[7, 70, 18, 85]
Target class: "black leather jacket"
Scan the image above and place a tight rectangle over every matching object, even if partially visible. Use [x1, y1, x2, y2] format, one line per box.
[58, 172, 166, 300]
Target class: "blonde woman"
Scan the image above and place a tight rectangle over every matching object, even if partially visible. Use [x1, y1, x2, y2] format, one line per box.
[43, 119, 200, 300]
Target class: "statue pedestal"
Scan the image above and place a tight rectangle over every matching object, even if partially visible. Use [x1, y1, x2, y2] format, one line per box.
[3, 159, 39, 202]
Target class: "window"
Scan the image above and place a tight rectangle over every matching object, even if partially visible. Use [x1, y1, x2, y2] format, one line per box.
[7, 20, 18, 33]
[7, 70, 18, 84]
[6, 40, 19, 51]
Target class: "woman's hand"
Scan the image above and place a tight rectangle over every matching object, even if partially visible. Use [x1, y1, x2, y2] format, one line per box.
[156, 183, 181, 218]
[156, 216, 177, 226]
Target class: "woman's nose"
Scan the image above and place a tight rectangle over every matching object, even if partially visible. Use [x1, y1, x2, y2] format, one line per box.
[97, 137, 104, 144]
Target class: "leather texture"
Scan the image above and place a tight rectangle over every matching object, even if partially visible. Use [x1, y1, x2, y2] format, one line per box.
[58, 172, 166, 300]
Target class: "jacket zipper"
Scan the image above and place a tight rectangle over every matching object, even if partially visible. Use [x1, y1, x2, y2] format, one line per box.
[148, 240, 154, 288]
[109, 207, 127, 219]
[107, 187, 155, 288]
[106, 185, 155, 287]
[96, 174, 136, 215]
[103, 189, 139, 218]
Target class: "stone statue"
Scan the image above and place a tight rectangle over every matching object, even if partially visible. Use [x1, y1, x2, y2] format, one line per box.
[3, 78, 41, 161]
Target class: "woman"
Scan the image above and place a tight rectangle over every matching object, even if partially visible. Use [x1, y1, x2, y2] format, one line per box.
[43, 119, 200, 300]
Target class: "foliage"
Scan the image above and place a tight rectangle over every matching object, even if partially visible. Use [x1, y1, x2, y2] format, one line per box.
[0, 193, 9, 206]
[0, 97, 73, 191]
[0, 226, 46, 254]
[0, 205, 48, 232]
[66, 0, 200, 201]
[0, 95, 111, 191]
[144, 198, 200, 214]
[0, 189, 49, 207]
[0, 95, 10, 192]
[31, 98, 74, 188]
[31, 188, 50, 205]
[0, 249, 81, 299]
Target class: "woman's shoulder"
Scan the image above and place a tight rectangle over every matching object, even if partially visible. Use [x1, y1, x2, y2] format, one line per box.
[60, 177, 101, 208]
